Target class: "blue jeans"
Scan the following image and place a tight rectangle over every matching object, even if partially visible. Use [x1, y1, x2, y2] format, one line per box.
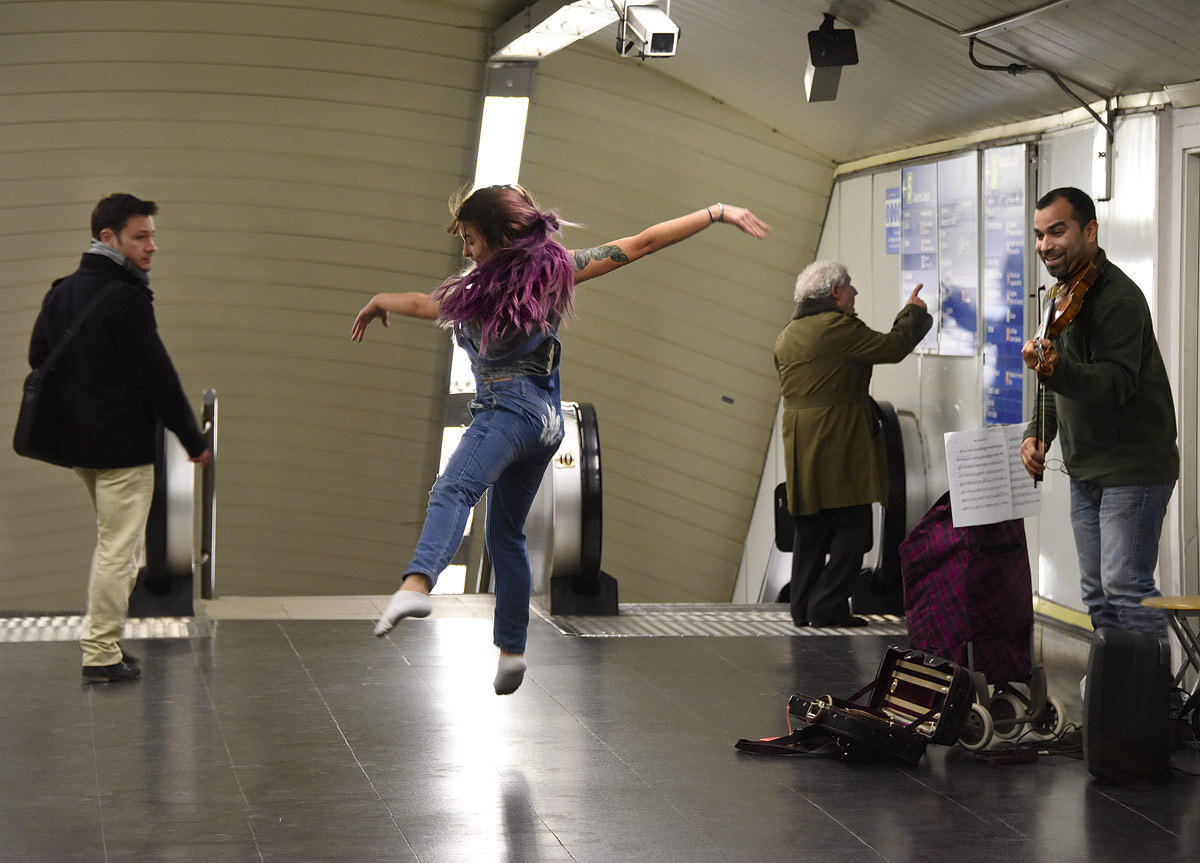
[1069, 478, 1174, 635]
[405, 376, 563, 653]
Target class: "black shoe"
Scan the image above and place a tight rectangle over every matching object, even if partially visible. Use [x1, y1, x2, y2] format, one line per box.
[120, 647, 139, 665]
[82, 661, 141, 684]
[811, 615, 870, 628]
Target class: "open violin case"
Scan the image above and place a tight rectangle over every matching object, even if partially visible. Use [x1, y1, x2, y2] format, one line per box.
[736, 646, 972, 765]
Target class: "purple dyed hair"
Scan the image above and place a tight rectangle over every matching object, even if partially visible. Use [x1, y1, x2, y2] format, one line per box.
[432, 184, 575, 352]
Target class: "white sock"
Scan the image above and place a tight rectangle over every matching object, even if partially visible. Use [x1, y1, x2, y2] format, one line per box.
[494, 654, 527, 695]
[373, 589, 432, 636]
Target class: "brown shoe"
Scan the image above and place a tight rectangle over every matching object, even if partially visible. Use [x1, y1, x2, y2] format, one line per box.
[82, 661, 141, 684]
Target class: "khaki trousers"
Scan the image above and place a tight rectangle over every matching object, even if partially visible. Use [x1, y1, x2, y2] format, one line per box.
[75, 464, 154, 666]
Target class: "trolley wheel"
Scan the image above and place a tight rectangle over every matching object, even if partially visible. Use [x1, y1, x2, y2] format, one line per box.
[1031, 695, 1068, 739]
[989, 692, 1026, 740]
[959, 702, 994, 751]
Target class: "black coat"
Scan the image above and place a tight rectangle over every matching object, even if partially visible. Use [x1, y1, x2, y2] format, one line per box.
[28, 253, 206, 468]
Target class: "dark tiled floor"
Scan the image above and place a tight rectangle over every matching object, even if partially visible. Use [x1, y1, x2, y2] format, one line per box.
[3, 613, 1198, 862]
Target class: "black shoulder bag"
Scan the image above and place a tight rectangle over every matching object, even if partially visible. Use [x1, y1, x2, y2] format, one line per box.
[13, 281, 120, 466]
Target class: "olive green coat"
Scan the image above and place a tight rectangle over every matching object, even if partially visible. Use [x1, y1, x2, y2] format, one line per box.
[775, 301, 932, 516]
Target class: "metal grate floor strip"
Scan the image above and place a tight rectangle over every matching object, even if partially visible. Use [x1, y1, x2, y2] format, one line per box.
[540, 603, 907, 638]
[0, 616, 201, 643]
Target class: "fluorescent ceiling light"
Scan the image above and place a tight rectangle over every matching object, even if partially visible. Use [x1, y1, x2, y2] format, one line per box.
[491, 0, 619, 60]
[473, 95, 530, 189]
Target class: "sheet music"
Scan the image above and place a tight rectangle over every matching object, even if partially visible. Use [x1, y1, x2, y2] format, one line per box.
[1005, 423, 1041, 519]
[944, 424, 1041, 528]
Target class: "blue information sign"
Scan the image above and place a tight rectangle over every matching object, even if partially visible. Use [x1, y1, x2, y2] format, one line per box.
[937, 154, 979, 357]
[885, 187, 900, 255]
[981, 145, 1027, 426]
[901, 164, 938, 351]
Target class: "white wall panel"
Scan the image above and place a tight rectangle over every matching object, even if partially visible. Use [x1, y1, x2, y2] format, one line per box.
[1163, 106, 1200, 599]
[1033, 123, 1100, 613]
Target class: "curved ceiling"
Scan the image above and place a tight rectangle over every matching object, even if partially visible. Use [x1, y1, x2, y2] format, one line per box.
[480, 0, 1200, 164]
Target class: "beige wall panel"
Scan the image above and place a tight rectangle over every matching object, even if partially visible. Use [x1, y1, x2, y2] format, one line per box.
[1, 2, 835, 609]
[0, 1, 493, 608]
[519, 45, 833, 602]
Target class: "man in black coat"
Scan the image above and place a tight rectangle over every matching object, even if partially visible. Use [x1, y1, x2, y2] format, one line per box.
[29, 193, 210, 683]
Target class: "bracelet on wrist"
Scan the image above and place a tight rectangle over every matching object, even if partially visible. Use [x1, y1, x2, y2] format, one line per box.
[716, 202, 724, 222]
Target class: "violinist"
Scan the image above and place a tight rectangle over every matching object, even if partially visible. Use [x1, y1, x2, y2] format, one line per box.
[1019, 187, 1177, 636]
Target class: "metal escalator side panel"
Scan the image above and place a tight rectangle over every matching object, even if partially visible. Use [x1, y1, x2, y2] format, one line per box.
[550, 404, 582, 582]
[163, 431, 195, 578]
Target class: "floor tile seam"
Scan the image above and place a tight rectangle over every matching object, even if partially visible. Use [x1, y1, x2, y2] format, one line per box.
[371, 623, 420, 670]
[611, 776, 737, 857]
[547, 674, 771, 852]
[84, 688, 111, 863]
[536, 677, 725, 841]
[187, 638, 268, 861]
[275, 620, 425, 859]
[889, 765, 1001, 826]
[516, 804, 581, 862]
[537, 681, 649, 782]
[796, 797, 897, 861]
[1084, 783, 1184, 836]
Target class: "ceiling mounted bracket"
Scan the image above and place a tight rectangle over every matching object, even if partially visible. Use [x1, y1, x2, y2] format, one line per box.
[968, 38, 1115, 200]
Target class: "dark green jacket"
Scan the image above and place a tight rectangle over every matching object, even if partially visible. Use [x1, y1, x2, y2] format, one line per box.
[775, 299, 931, 516]
[1023, 250, 1178, 486]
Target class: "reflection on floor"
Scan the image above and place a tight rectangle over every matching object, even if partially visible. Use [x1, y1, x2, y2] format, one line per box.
[2, 596, 1197, 863]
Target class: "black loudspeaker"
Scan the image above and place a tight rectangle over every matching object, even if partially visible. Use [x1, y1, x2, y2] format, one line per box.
[1083, 627, 1172, 783]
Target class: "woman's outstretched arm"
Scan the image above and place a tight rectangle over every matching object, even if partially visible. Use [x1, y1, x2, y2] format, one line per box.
[351, 292, 441, 341]
[570, 204, 770, 284]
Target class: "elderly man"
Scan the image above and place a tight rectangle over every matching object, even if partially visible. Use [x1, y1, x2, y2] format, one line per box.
[775, 261, 929, 627]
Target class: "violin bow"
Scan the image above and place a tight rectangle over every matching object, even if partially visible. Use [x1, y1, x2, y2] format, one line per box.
[1032, 284, 1056, 486]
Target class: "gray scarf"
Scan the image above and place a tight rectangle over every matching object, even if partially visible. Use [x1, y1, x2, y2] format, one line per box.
[86, 239, 149, 286]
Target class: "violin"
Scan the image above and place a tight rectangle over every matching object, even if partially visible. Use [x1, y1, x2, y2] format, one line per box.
[1034, 258, 1099, 378]
[1032, 257, 1099, 485]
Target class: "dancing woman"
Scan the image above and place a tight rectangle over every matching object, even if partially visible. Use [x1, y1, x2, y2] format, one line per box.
[352, 184, 769, 693]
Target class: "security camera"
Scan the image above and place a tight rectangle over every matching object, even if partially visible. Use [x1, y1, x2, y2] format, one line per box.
[616, 2, 679, 58]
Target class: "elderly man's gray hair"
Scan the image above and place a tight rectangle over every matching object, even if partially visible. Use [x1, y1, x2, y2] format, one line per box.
[793, 261, 849, 304]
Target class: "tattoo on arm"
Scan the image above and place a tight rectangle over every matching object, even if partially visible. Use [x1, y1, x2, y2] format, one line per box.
[573, 245, 630, 271]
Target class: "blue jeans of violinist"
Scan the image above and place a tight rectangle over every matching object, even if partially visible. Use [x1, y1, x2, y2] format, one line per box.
[405, 337, 564, 654]
[1069, 478, 1173, 636]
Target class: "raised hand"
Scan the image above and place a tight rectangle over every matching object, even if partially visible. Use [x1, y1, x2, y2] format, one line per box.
[351, 300, 389, 342]
[718, 205, 771, 239]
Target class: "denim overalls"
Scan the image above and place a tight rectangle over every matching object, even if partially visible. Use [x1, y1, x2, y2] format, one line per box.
[404, 326, 565, 653]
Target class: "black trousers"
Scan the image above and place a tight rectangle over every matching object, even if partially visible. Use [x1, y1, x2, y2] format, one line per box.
[789, 504, 873, 626]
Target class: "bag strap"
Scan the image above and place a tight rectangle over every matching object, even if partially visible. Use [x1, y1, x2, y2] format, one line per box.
[844, 677, 880, 705]
[735, 724, 846, 757]
[454, 322, 559, 369]
[37, 281, 122, 372]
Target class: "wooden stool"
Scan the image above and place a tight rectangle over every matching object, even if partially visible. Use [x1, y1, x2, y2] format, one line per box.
[1141, 595, 1200, 695]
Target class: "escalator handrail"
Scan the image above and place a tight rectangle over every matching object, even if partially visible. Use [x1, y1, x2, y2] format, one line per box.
[199, 389, 217, 600]
[574, 402, 603, 594]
